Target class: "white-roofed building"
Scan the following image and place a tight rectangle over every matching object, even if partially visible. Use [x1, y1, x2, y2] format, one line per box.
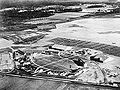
[50, 44, 73, 51]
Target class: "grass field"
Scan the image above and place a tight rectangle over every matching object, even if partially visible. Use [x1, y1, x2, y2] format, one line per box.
[0, 75, 118, 90]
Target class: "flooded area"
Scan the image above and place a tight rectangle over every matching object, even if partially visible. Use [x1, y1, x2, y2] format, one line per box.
[1, 11, 120, 47]
[36, 17, 120, 47]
